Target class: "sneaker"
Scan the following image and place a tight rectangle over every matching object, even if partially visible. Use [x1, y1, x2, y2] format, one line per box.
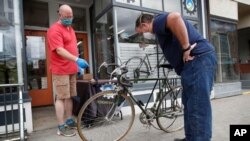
[65, 118, 77, 129]
[57, 126, 76, 137]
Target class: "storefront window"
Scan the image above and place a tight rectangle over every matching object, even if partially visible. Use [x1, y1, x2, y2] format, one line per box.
[116, 8, 141, 44]
[164, 0, 181, 13]
[26, 36, 47, 90]
[94, 9, 114, 78]
[71, 6, 87, 31]
[23, 1, 49, 27]
[142, 0, 162, 11]
[95, 0, 112, 17]
[0, 0, 17, 84]
[116, 8, 156, 44]
[116, 7, 167, 81]
[116, 0, 140, 6]
[210, 19, 239, 82]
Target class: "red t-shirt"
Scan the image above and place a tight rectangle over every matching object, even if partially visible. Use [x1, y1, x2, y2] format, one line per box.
[47, 21, 78, 74]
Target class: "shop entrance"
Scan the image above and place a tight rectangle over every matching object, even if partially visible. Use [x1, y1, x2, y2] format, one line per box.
[25, 30, 89, 107]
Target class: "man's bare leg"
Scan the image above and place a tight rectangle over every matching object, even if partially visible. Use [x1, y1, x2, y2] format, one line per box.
[65, 98, 73, 119]
[55, 99, 65, 125]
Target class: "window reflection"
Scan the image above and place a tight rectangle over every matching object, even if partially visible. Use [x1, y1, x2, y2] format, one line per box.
[94, 9, 115, 79]
[0, 0, 17, 84]
[116, 0, 140, 6]
[164, 0, 181, 12]
[95, 0, 112, 17]
[26, 36, 47, 90]
[71, 6, 87, 31]
[116, 7, 167, 82]
[142, 0, 162, 11]
[23, 0, 49, 27]
[116, 8, 155, 44]
[210, 20, 239, 82]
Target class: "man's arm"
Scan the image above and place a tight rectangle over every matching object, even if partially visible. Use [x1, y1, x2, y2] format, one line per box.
[166, 12, 196, 62]
[166, 12, 189, 50]
[56, 47, 89, 68]
[56, 47, 78, 61]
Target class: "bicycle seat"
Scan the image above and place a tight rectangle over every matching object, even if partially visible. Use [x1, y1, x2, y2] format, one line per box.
[158, 64, 173, 69]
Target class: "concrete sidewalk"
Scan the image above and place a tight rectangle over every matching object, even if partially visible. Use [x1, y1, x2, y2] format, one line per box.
[27, 94, 250, 141]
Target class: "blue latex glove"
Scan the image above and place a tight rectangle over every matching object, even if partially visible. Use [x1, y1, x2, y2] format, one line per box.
[76, 58, 89, 68]
[78, 66, 84, 77]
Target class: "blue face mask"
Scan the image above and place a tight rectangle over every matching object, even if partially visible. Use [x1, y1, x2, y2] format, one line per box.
[61, 18, 73, 26]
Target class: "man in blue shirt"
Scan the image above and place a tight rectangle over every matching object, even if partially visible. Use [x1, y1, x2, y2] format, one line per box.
[135, 13, 217, 141]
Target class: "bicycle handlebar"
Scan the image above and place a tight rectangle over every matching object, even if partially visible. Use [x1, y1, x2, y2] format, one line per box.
[117, 66, 133, 87]
[98, 62, 133, 87]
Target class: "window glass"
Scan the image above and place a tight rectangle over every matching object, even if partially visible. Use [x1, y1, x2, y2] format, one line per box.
[117, 8, 141, 44]
[23, 1, 49, 27]
[116, 0, 140, 6]
[164, 0, 181, 12]
[116, 7, 168, 82]
[94, 9, 115, 79]
[26, 36, 47, 90]
[95, 0, 112, 17]
[95, 0, 102, 16]
[210, 20, 239, 82]
[0, 0, 17, 84]
[142, 0, 162, 11]
[116, 8, 155, 44]
[71, 6, 87, 31]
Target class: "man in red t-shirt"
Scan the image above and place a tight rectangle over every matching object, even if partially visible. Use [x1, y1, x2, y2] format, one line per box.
[47, 4, 88, 137]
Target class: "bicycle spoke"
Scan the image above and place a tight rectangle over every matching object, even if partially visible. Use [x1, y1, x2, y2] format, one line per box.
[77, 91, 135, 141]
[156, 87, 184, 132]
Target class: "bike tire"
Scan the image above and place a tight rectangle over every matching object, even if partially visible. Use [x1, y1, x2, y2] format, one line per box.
[125, 57, 150, 81]
[156, 86, 184, 132]
[77, 90, 135, 141]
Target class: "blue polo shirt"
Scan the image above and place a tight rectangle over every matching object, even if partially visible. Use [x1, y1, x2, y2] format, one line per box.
[153, 13, 214, 75]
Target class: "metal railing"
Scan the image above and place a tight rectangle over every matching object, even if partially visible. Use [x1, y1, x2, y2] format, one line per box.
[0, 84, 25, 141]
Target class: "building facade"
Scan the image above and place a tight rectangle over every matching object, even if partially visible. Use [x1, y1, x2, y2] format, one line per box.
[0, 0, 249, 135]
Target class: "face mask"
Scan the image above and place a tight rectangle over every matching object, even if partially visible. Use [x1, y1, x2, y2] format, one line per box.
[61, 18, 73, 26]
[143, 32, 155, 40]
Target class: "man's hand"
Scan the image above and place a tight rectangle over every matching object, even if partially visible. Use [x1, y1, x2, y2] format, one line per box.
[76, 58, 89, 68]
[183, 43, 197, 62]
[78, 66, 84, 77]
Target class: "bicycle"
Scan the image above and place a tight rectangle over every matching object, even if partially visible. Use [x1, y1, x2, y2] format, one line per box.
[125, 50, 167, 81]
[77, 62, 184, 141]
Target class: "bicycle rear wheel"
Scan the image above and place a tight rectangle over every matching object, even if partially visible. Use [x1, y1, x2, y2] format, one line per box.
[156, 86, 184, 132]
[125, 57, 150, 81]
[77, 90, 135, 141]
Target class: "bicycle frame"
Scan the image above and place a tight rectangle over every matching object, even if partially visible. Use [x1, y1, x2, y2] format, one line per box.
[77, 62, 183, 141]
[142, 53, 166, 74]
[123, 76, 177, 118]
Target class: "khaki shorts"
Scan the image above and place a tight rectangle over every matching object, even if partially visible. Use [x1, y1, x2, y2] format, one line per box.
[52, 74, 77, 100]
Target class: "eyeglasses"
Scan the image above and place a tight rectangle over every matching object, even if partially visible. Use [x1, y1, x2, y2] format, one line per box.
[138, 14, 143, 26]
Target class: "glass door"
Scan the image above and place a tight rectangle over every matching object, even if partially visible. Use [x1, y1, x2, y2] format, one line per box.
[25, 30, 52, 106]
[76, 33, 89, 74]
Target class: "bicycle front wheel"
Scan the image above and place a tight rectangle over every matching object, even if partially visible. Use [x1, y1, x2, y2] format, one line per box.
[156, 86, 184, 132]
[77, 90, 135, 141]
